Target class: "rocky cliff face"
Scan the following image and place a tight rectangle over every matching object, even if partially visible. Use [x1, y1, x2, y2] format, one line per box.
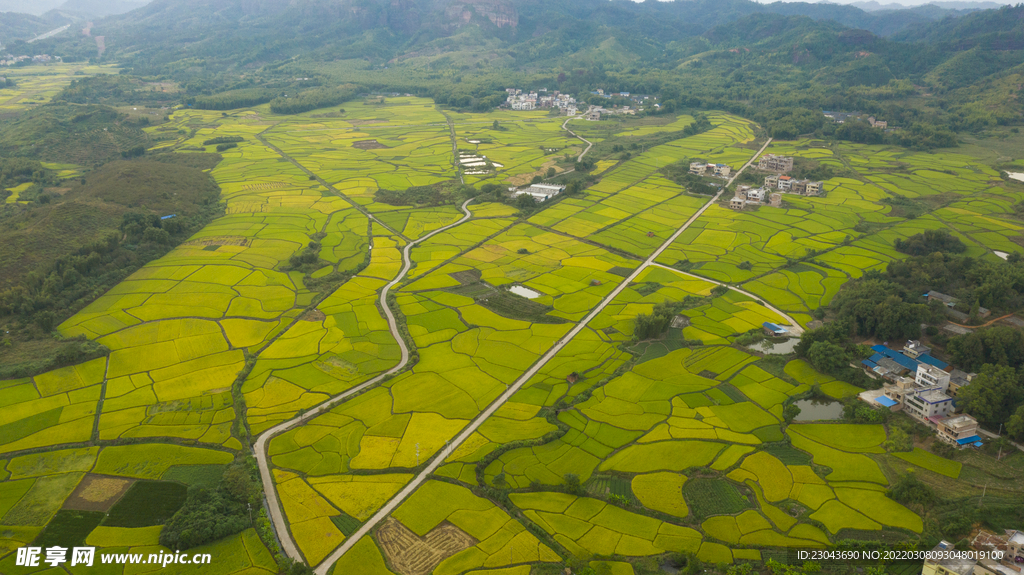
[443, 0, 517, 28]
[387, 0, 422, 34]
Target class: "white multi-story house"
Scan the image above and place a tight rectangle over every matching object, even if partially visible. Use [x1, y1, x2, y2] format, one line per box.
[883, 364, 956, 421]
[757, 154, 794, 172]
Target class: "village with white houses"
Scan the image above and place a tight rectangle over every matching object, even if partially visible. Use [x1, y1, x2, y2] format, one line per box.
[0, 53, 60, 66]
[504, 88, 579, 113]
[503, 88, 650, 120]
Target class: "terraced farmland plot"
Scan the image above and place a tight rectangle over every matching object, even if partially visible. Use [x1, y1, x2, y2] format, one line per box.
[0, 64, 120, 112]
[8, 100, 1006, 573]
[534, 113, 757, 242]
[453, 116, 581, 184]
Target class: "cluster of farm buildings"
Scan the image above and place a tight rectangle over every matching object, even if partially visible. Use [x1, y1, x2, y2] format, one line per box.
[823, 111, 891, 129]
[503, 88, 645, 120]
[855, 338, 987, 450]
[926, 533, 1024, 575]
[504, 89, 578, 113]
[0, 53, 59, 66]
[726, 154, 824, 210]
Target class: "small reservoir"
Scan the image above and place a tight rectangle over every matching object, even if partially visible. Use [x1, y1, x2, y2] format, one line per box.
[746, 338, 799, 355]
[792, 398, 844, 421]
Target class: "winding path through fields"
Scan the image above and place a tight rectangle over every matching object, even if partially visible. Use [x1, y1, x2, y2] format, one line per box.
[310, 136, 773, 573]
[253, 198, 475, 562]
[648, 263, 803, 335]
[562, 116, 593, 162]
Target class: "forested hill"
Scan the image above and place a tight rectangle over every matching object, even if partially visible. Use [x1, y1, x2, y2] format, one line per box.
[8, 0, 1024, 141]
[18, 0, 1012, 62]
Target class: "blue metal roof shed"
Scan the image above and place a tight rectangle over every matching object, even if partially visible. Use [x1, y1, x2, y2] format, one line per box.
[956, 435, 982, 445]
[763, 322, 787, 335]
[876, 396, 899, 407]
[917, 354, 948, 370]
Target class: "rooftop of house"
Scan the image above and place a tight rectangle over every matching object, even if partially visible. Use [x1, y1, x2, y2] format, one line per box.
[905, 339, 930, 352]
[919, 388, 954, 404]
[876, 357, 907, 373]
[928, 290, 957, 303]
[941, 414, 977, 429]
[927, 541, 976, 575]
[918, 363, 949, 378]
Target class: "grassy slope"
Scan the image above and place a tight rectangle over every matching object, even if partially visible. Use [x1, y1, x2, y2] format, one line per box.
[0, 155, 221, 290]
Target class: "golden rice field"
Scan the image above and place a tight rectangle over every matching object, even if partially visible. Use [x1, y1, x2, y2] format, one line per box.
[0, 64, 119, 112]
[1, 98, 1018, 574]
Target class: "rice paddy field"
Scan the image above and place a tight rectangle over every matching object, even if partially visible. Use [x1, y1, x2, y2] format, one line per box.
[655, 138, 1024, 326]
[0, 64, 120, 112]
[3, 98, 1024, 574]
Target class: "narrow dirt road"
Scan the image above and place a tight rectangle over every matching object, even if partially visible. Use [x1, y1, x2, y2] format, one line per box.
[648, 263, 803, 335]
[562, 116, 593, 162]
[312, 136, 774, 574]
[254, 198, 475, 563]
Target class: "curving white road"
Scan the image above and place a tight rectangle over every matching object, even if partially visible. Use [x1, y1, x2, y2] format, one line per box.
[649, 263, 803, 336]
[562, 117, 593, 162]
[311, 137, 775, 574]
[253, 198, 475, 563]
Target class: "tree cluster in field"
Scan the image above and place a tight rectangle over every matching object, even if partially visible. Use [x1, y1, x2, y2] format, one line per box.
[881, 194, 928, 219]
[659, 161, 720, 196]
[826, 240, 1024, 342]
[631, 298, 713, 340]
[120, 145, 146, 159]
[683, 112, 712, 136]
[0, 159, 57, 202]
[793, 320, 878, 389]
[285, 239, 330, 275]
[269, 85, 358, 115]
[893, 229, 966, 256]
[376, 180, 477, 206]
[159, 458, 260, 550]
[188, 88, 277, 110]
[54, 75, 177, 107]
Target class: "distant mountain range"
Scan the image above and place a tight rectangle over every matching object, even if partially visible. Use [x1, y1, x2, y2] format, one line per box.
[847, 0, 1006, 10]
[0, 0, 149, 17]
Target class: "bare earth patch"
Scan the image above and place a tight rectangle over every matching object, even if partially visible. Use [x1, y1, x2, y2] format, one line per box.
[506, 159, 565, 186]
[376, 518, 475, 575]
[63, 475, 134, 512]
[450, 269, 482, 285]
[300, 309, 326, 322]
[353, 139, 389, 150]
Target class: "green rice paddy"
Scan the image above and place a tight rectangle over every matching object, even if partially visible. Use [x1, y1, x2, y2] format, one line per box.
[3, 97, 1019, 572]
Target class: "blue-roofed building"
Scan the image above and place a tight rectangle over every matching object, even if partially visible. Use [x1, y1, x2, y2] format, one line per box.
[935, 414, 981, 449]
[762, 322, 788, 336]
[917, 354, 948, 370]
[876, 396, 899, 408]
[887, 353, 919, 372]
